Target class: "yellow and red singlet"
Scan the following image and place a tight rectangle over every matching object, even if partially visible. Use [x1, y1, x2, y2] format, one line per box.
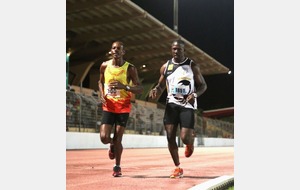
[103, 60, 132, 113]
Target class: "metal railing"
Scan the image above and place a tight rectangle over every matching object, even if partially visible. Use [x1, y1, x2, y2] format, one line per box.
[66, 91, 99, 132]
[66, 90, 234, 138]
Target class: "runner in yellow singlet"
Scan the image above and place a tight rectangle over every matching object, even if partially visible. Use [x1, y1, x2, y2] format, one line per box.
[98, 41, 143, 177]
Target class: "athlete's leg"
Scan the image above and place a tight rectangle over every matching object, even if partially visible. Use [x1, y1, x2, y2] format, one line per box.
[179, 107, 195, 157]
[165, 124, 180, 166]
[179, 107, 195, 145]
[100, 111, 115, 144]
[181, 127, 195, 158]
[113, 125, 125, 166]
[100, 123, 113, 144]
[112, 113, 129, 166]
[180, 128, 195, 145]
[164, 103, 180, 166]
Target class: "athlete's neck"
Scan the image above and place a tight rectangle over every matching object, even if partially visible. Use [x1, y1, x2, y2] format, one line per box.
[172, 57, 187, 64]
[112, 58, 125, 67]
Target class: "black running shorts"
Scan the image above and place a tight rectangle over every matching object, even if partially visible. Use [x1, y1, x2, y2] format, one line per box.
[101, 111, 129, 127]
[163, 103, 195, 129]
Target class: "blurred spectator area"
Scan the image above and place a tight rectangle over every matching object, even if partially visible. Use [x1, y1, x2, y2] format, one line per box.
[66, 85, 234, 138]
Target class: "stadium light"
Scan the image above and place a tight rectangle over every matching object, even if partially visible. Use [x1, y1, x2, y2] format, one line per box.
[173, 0, 178, 33]
[66, 50, 72, 88]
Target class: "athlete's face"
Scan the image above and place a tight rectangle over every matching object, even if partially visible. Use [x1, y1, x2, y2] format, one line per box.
[171, 42, 185, 62]
[111, 42, 125, 59]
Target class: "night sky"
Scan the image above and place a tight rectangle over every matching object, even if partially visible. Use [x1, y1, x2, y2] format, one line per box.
[131, 0, 234, 110]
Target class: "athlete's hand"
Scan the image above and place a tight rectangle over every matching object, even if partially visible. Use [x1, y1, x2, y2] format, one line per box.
[186, 94, 195, 105]
[108, 80, 125, 90]
[98, 94, 107, 105]
[149, 88, 158, 99]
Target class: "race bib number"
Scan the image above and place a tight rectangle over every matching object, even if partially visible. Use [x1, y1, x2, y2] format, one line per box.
[170, 85, 189, 95]
[105, 85, 120, 97]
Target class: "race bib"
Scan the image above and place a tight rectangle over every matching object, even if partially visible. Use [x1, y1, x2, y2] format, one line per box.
[170, 85, 189, 95]
[105, 85, 120, 97]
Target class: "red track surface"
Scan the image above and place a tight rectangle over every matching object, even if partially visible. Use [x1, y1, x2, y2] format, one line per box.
[66, 147, 234, 190]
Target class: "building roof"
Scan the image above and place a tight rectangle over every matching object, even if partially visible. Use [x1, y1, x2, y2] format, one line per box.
[66, 0, 229, 86]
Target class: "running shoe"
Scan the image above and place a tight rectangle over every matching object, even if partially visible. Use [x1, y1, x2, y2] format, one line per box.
[108, 144, 115, 160]
[112, 166, 122, 177]
[170, 167, 183, 178]
[185, 144, 194, 158]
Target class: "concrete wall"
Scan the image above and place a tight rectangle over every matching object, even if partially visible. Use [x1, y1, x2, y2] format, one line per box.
[66, 132, 234, 150]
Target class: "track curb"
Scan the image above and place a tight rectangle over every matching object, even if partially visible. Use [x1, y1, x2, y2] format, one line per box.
[188, 175, 234, 190]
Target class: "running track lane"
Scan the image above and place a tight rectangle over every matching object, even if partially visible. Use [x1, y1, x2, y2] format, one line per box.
[66, 147, 234, 190]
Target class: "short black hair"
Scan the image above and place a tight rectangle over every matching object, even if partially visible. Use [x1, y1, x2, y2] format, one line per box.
[172, 39, 185, 46]
[112, 41, 124, 47]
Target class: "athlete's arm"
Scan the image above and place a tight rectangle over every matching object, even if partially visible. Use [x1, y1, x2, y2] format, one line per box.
[192, 62, 207, 97]
[185, 62, 207, 105]
[149, 63, 167, 99]
[126, 64, 144, 94]
[98, 62, 108, 104]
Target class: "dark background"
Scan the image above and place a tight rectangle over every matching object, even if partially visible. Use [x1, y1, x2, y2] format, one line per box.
[131, 0, 234, 110]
